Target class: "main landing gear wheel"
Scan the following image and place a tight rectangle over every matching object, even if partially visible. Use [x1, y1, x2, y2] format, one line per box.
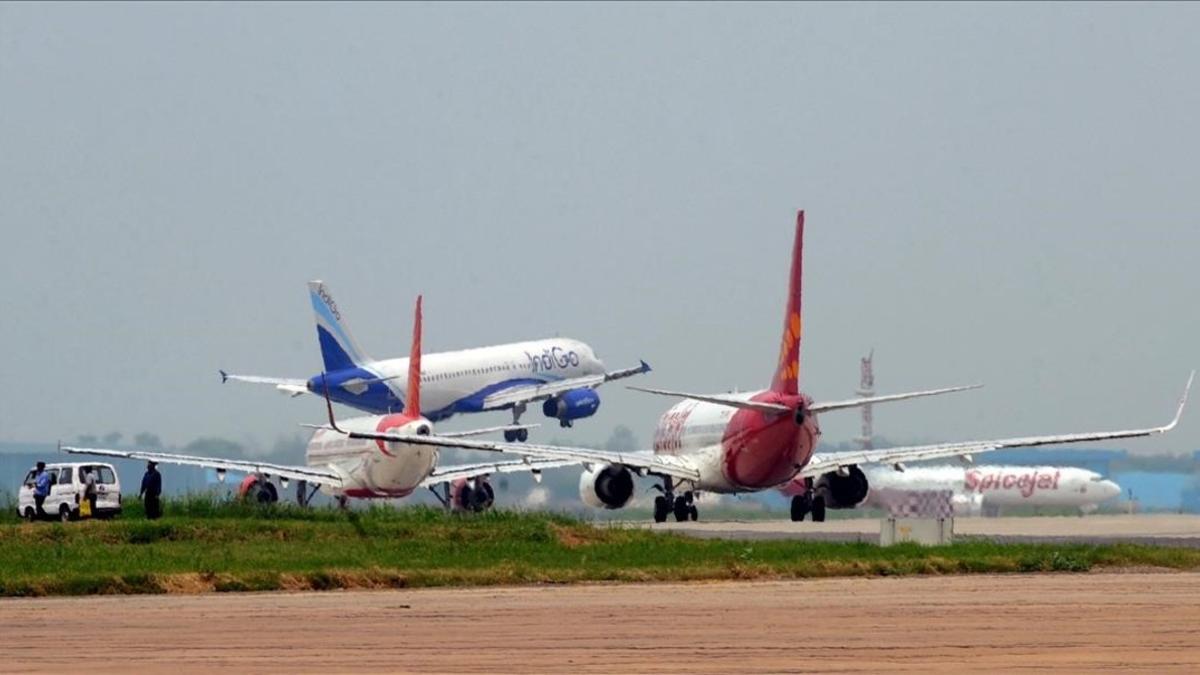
[673, 493, 698, 522]
[811, 494, 827, 522]
[653, 496, 670, 523]
[790, 494, 810, 522]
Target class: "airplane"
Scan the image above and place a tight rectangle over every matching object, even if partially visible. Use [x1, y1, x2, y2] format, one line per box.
[64, 297, 577, 511]
[220, 280, 651, 441]
[779, 464, 1123, 518]
[316, 210, 1191, 523]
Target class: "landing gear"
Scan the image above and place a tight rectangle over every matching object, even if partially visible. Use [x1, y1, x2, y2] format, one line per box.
[505, 404, 530, 442]
[790, 493, 810, 522]
[673, 493, 698, 522]
[653, 496, 670, 523]
[336, 495, 349, 511]
[652, 477, 698, 523]
[559, 419, 573, 429]
[811, 494, 827, 522]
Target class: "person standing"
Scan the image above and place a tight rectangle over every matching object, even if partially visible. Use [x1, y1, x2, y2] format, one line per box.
[139, 461, 163, 520]
[82, 466, 98, 517]
[32, 461, 50, 519]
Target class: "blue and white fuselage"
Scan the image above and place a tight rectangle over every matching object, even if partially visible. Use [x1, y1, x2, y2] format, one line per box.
[311, 338, 604, 419]
[222, 281, 646, 438]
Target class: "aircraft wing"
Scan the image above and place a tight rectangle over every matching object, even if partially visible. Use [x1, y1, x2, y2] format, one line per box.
[327, 427, 700, 482]
[798, 372, 1192, 478]
[421, 457, 579, 487]
[219, 371, 310, 397]
[60, 445, 344, 488]
[481, 361, 652, 410]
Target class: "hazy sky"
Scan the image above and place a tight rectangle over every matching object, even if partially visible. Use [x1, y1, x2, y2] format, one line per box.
[2, 3, 1197, 454]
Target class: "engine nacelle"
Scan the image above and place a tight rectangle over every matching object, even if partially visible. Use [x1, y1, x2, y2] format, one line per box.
[237, 474, 279, 504]
[814, 465, 869, 509]
[543, 388, 601, 422]
[578, 464, 635, 510]
[450, 477, 495, 513]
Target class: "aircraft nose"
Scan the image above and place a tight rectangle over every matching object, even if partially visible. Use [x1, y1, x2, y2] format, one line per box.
[1100, 480, 1121, 500]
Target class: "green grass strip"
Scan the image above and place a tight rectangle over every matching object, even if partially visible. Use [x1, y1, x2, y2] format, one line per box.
[1, 500, 1197, 597]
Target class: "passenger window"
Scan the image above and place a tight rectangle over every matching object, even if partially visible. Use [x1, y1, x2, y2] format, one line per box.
[59, 468, 74, 484]
[23, 470, 35, 486]
[98, 467, 116, 484]
[47, 469, 59, 485]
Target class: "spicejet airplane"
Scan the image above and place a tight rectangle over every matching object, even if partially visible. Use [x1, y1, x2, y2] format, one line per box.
[221, 281, 650, 441]
[322, 211, 1189, 522]
[65, 297, 575, 511]
[781, 464, 1122, 518]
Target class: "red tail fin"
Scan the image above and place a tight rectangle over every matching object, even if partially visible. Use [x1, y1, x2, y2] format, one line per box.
[769, 211, 804, 394]
[406, 295, 423, 417]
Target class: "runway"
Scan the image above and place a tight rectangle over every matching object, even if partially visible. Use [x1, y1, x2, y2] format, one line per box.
[3, 573, 1198, 673]
[638, 513, 1200, 547]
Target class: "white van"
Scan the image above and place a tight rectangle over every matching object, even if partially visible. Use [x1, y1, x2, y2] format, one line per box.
[17, 462, 122, 521]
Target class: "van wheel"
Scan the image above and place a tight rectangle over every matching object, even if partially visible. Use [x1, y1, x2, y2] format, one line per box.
[59, 505, 72, 523]
[22, 507, 35, 522]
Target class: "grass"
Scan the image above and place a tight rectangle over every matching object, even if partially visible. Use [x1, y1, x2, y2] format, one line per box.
[0, 496, 1198, 597]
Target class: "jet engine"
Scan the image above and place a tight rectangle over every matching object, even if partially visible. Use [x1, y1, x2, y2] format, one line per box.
[579, 464, 635, 509]
[237, 474, 279, 504]
[813, 465, 869, 509]
[543, 388, 601, 425]
[449, 477, 496, 512]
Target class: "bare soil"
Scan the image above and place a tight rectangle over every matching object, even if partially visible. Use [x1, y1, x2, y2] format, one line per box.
[3, 573, 1198, 673]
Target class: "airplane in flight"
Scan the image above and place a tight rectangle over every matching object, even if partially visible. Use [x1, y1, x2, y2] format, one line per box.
[322, 210, 1191, 522]
[220, 280, 650, 441]
[65, 297, 576, 511]
[781, 464, 1123, 518]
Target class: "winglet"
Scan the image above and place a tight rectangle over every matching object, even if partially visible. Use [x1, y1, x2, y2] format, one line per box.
[406, 295, 423, 418]
[1163, 370, 1194, 431]
[640, 360, 652, 374]
[219, 369, 228, 384]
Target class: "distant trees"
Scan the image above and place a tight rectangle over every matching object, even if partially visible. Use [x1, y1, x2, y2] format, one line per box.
[102, 431, 123, 446]
[133, 432, 163, 449]
[605, 425, 638, 453]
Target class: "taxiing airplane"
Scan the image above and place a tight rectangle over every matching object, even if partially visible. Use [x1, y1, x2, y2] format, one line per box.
[781, 464, 1122, 518]
[65, 297, 576, 511]
[326, 211, 1190, 522]
[221, 281, 650, 441]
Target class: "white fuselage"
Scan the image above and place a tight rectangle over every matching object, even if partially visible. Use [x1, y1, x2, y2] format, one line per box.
[360, 338, 604, 418]
[305, 415, 437, 499]
[863, 465, 1122, 513]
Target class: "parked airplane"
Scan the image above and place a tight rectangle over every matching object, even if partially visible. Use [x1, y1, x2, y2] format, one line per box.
[323, 211, 1190, 522]
[220, 281, 650, 441]
[781, 464, 1122, 518]
[65, 297, 575, 511]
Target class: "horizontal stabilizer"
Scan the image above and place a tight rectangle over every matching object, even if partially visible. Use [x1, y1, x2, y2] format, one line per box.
[809, 384, 983, 413]
[626, 386, 790, 414]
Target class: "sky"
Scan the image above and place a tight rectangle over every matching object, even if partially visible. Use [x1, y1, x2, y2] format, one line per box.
[1, 3, 1198, 455]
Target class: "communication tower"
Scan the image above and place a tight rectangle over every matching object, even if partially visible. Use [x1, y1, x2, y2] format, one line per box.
[856, 349, 875, 450]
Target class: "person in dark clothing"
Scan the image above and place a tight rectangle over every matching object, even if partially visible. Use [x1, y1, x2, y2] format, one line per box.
[139, 461, 163, 520]
[32, 461, 50, 519]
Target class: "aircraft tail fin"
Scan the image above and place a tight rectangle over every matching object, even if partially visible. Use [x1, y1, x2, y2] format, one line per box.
[308, 280, 371, 372]
[769, 211, 804, 394]
[406, 295, 422, 418]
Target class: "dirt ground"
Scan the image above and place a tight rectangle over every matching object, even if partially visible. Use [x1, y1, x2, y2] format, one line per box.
[3, 573, 1199, 673]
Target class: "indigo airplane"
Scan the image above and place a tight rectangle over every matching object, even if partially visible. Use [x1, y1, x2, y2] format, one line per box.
[220, 281, 650, 441]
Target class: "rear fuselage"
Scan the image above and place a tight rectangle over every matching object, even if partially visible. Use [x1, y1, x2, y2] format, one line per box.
[305, 414, 438, 498]
[652, 390, 819, 492]
[309, 338, 604, 418]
